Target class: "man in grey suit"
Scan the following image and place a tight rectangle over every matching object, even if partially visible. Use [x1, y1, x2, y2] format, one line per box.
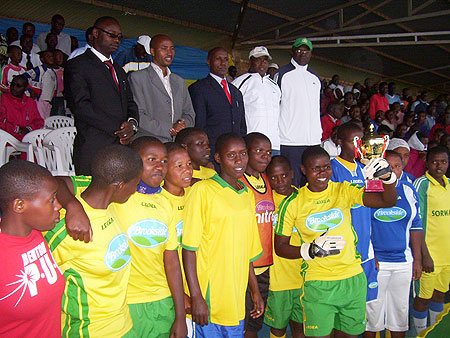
[129, 34, 195, 142]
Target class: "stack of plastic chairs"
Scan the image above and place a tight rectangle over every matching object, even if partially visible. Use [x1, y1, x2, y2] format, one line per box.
[0, 129, 34, 166]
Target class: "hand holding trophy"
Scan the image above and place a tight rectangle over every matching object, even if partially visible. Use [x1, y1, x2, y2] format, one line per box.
[353, 124, 390, 192]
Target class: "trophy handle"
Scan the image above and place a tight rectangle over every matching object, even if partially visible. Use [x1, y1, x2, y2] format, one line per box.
[380, 135, 390, 158]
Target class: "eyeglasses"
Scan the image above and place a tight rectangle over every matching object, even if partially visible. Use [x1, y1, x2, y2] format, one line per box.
[94, 27, 124, 40]
[294, 49, 311, 55]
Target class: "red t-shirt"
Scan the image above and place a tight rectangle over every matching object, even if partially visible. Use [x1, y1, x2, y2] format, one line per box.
[321, 114, 341, 141]
[0, 230, 64, 338]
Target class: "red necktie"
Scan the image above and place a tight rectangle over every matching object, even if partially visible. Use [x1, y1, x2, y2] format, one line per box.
[104, 60, 119, 90]
[221, 79, 231, 104]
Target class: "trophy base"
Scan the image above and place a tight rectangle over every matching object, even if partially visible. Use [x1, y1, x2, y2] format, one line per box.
[365, 180, 384, 193]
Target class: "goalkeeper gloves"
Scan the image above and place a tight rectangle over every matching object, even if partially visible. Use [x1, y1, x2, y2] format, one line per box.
[301, 231, 346, 261]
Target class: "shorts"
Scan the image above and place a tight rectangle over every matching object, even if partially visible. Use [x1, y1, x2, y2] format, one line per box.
[264, 288, 303, 329]
[128, 296, 175, 338]
[195, 320, 244, 338]
[244, 268, 270, 332]
[418, 265, 450, 299]
[362, 258, 379, 302]
[366, 261, 412, 332]
[302, 272, 367, 337]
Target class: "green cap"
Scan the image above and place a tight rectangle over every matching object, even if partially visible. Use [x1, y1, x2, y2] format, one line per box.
[292, 37, 313, 51]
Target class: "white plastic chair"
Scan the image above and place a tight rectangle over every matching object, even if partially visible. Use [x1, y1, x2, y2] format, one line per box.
[0, 129, 34, 166]
[43, 127, 77, 175]
[22, 129, 52, 167]
[44, 116, 74, 129]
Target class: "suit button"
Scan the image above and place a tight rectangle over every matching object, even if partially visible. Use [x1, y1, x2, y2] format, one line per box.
[232, 121, 235, 125]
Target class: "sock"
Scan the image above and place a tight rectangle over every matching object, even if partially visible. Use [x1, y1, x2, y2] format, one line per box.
[412, 308, 428, 333]
[429, 301, 444, 326]
[270, 332, 286, 338]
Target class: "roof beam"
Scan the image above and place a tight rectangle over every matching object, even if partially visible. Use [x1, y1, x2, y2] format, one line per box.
[390, 65, 450, 79]
[311, 54, 445, 93]
[75, 0, 232, 36]
[236, 0, 366, 43]
[343, 0, 394, 27]
[231, 0, 249, 49]
[303, 9, 450, 38]
[358, 2, 450, 54]
[411, 0, 436, 15]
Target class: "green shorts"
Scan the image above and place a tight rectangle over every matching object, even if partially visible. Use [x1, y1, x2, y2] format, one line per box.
[302, 272, 367, 337]
[128, 296, 175, 338]
[264, 288, 303, 329]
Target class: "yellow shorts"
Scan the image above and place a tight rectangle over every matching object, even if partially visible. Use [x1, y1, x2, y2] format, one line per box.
[418, 265, 450, 299]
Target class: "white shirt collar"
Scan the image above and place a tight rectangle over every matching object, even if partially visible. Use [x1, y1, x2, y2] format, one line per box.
[210, 72, 226, 85]
[291, 58, 308, 70]
[90, 47, 112, 63]
[151, 62, 171, 77]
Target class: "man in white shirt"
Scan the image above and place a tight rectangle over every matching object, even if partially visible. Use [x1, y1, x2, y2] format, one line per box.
[233, 46, 281, 155]
[68, 27, 94, 60]
[11, 36, 41, 70]
[277, 37, 322, 186]
[129, 34, 195, 142]
[36, 14, 72, 57]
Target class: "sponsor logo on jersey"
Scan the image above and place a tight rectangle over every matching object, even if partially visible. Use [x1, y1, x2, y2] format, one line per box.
[305, 208, 344, 232]
[127, 219, 169, 248]
[105, 233, 131, 271]
[374, 207, 406, 222]
[351, 203, 362, 209]
[176, 221, 183, 244]
[431, 209, 450, 216]
[368, 282, 378, 289]
[314, 198, 330, 205]
[255, 200, 275, 224]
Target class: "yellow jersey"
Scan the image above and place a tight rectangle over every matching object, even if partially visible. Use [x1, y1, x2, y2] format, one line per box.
[270, 189, 303, 291]
[182, 174, 263, 325]
[414, 171, 450, 266]
[109, 191, 178, 304]
[44, 185, 132, 338]
[275, 181, 364, 282]
[160, 187, 191, 245]
[192, 166, 216, 180]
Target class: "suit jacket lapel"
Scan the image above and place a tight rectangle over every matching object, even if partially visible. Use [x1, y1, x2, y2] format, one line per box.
[86, 50, 120, 93]
[207, 75, 231, 105]
[148, 66, 170, 98]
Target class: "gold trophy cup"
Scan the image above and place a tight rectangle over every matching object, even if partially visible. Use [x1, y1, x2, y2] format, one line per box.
[353, 125, 390, 192]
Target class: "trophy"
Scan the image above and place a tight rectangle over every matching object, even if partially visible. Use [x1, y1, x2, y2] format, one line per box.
[353, 124, 390, 192]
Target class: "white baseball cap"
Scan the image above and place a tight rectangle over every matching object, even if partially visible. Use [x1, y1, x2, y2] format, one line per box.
[249, 46, 272, 60]
[137, 35, 151, 54]
[268, 63, 279, 69]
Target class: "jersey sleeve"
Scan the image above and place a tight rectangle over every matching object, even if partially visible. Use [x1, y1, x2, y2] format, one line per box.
[413, 177, 428, 228]
[274, 192, 297, 237]
[345, 182, 365, 206]
[410, 188, 424, 231]
[164, 200, 179, 251]
[43, 216, 77, 266]
[70, 175, 92, 194]
[181, 183, 207, 251]
[248, 193, 263, 262]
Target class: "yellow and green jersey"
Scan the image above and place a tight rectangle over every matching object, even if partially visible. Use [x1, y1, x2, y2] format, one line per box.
[44, 179, 132, 338]
[275, 181, 364, 282]
[192, 166, 216, 180]
[109, 191, 178, 304]
[414, 171, 450, 267]
[160, 187, 191, 245]
[270, 189, 303, 291]
[181, 174, 263, 326]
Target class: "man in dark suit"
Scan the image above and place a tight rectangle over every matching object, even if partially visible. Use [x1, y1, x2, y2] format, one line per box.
[189, 47, 246, 155]
[64, 16, 139, 175]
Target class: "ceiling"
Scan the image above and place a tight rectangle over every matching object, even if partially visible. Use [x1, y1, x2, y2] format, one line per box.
[82, 0, 450, 92]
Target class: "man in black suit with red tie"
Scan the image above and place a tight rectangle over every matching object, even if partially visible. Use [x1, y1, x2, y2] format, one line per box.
[64, 16, 139, 175]
[189, 47, 246, 155]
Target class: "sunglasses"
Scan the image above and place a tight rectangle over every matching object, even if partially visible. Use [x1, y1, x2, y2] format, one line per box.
[95, 27, 124, 40]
